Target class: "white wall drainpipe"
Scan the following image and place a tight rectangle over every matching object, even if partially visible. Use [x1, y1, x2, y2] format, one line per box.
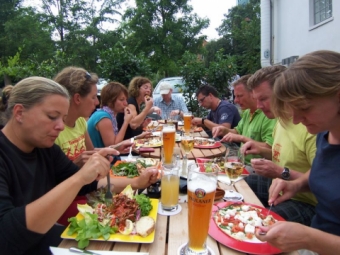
[261, 0, 271, 67]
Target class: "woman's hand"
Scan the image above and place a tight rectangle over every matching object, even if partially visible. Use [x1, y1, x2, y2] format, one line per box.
[123, 107, 133, 122]
[73, 150, 97, 168]
[77, 147, 119, 185]
[268, 178, 300, 205]
[144, 95, 154, 110]
[111, 141, 133, 154]
[256, 221, 310, 252]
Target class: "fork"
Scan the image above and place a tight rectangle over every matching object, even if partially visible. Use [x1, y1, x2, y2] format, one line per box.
[105, 173, 112, 204]
[127, 137, 134, 161]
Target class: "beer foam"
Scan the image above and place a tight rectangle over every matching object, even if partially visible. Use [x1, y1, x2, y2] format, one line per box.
[162, 126, 175, 133]
[188, 179, 216, 193]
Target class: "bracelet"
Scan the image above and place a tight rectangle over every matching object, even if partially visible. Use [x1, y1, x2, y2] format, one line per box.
[202, 118, 206, 125]
[178, 110, 181, 115]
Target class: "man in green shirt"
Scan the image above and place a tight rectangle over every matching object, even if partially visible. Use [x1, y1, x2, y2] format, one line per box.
[212, 74, 276, 164]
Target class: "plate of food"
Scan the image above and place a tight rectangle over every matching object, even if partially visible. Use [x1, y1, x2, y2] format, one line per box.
[111, 159, 160, 178]
[193, 138, 222, 149]
[62, 186, 158, 248]
[196, 158, 249, 176]
[178, 126, 203, 132]
[135, 137, 162, 148]
[209, 201, 284, 254]
[144, 121, 163, 132]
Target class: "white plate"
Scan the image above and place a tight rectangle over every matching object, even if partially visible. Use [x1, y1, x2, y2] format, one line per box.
[50, 247, 149, 255]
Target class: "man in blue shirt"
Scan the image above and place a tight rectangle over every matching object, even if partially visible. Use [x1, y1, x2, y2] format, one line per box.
[153, 82, 188, 120]
[192, 85, 241, 136]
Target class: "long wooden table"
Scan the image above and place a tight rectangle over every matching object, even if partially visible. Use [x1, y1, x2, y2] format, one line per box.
[59, 178, 299, 255]
[137, 130, 227, 160]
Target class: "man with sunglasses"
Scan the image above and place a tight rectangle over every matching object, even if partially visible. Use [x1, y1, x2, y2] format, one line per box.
[191, 85, 241, 137]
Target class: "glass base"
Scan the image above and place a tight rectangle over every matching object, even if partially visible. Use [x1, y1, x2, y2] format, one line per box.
[177, 243, 214, 255]
[161, 204, 178, 212]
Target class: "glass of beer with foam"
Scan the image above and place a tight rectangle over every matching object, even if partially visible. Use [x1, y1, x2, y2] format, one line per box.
[183, 112, 192, 134]
[182, 163, 218, 255]
[162, 124, 176, 165]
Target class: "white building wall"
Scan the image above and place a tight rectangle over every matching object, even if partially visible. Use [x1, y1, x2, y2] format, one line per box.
[272, 0, 340, 65]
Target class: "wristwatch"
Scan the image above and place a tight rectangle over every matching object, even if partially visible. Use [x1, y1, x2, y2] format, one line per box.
[202, 118, 206, 125]
[281, 167, 290, 180]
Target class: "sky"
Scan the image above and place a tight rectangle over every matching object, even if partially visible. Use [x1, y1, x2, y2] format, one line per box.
[189, 0, 236, 40]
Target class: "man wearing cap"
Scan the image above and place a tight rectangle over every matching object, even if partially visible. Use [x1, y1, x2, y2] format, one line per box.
[153, 82, 188, 120]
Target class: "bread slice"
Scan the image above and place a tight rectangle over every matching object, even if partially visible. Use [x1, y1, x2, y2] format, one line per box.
[135, 216, 155, 237]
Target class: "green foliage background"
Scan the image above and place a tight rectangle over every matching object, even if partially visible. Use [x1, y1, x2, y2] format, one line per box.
[0, 0, 261, 104]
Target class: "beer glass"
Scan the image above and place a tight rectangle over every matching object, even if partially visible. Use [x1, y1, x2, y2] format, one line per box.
[160, 164, 180, 211]
[183, 112, 192, 134]
[225, 145, 245, 188]
[162, 124, 176, 165]
[184, 163, 218, 255]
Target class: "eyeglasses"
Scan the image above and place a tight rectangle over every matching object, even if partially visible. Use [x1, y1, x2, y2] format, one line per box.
[198, 96, 206, 104]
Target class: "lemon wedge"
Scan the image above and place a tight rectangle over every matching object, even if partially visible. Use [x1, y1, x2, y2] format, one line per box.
[119, 219, 134, 235]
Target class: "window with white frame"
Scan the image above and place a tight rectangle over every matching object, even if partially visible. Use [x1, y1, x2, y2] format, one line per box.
[314, 0, 332, 25]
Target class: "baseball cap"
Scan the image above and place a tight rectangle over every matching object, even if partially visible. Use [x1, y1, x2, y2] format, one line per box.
[159, 83, 173, 95]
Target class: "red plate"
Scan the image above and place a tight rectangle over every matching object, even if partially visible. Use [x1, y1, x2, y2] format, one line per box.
[196, 158, 249, 175]
[194, 141, 222, 149]
[209, 201, 285, 255]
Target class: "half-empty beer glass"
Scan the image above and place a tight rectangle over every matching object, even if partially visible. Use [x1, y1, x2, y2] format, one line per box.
[184, 163, 218, 255]
[160, 164, 180, 211]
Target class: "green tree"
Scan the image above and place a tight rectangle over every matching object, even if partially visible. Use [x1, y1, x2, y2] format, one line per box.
[123, 0, 209, 76]
[217, 0, 261, 75]
[40, 0, 125, 72]
[179, 50, 236, 117]
[1, 8, 55, 62]
[98, 42, 152, 86]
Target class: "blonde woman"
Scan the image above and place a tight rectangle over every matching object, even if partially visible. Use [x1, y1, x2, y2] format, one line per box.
[256, 50, 340, 254]
[0, 77, 118, 254]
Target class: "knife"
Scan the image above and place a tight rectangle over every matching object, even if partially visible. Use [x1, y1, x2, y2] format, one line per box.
[69, 247, 101, 255]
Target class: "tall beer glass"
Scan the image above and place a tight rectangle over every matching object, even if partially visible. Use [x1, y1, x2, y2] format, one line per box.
[184, 163, 218, 255]
[183, 112, 192, 134]
[162, 124, 176, 165]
